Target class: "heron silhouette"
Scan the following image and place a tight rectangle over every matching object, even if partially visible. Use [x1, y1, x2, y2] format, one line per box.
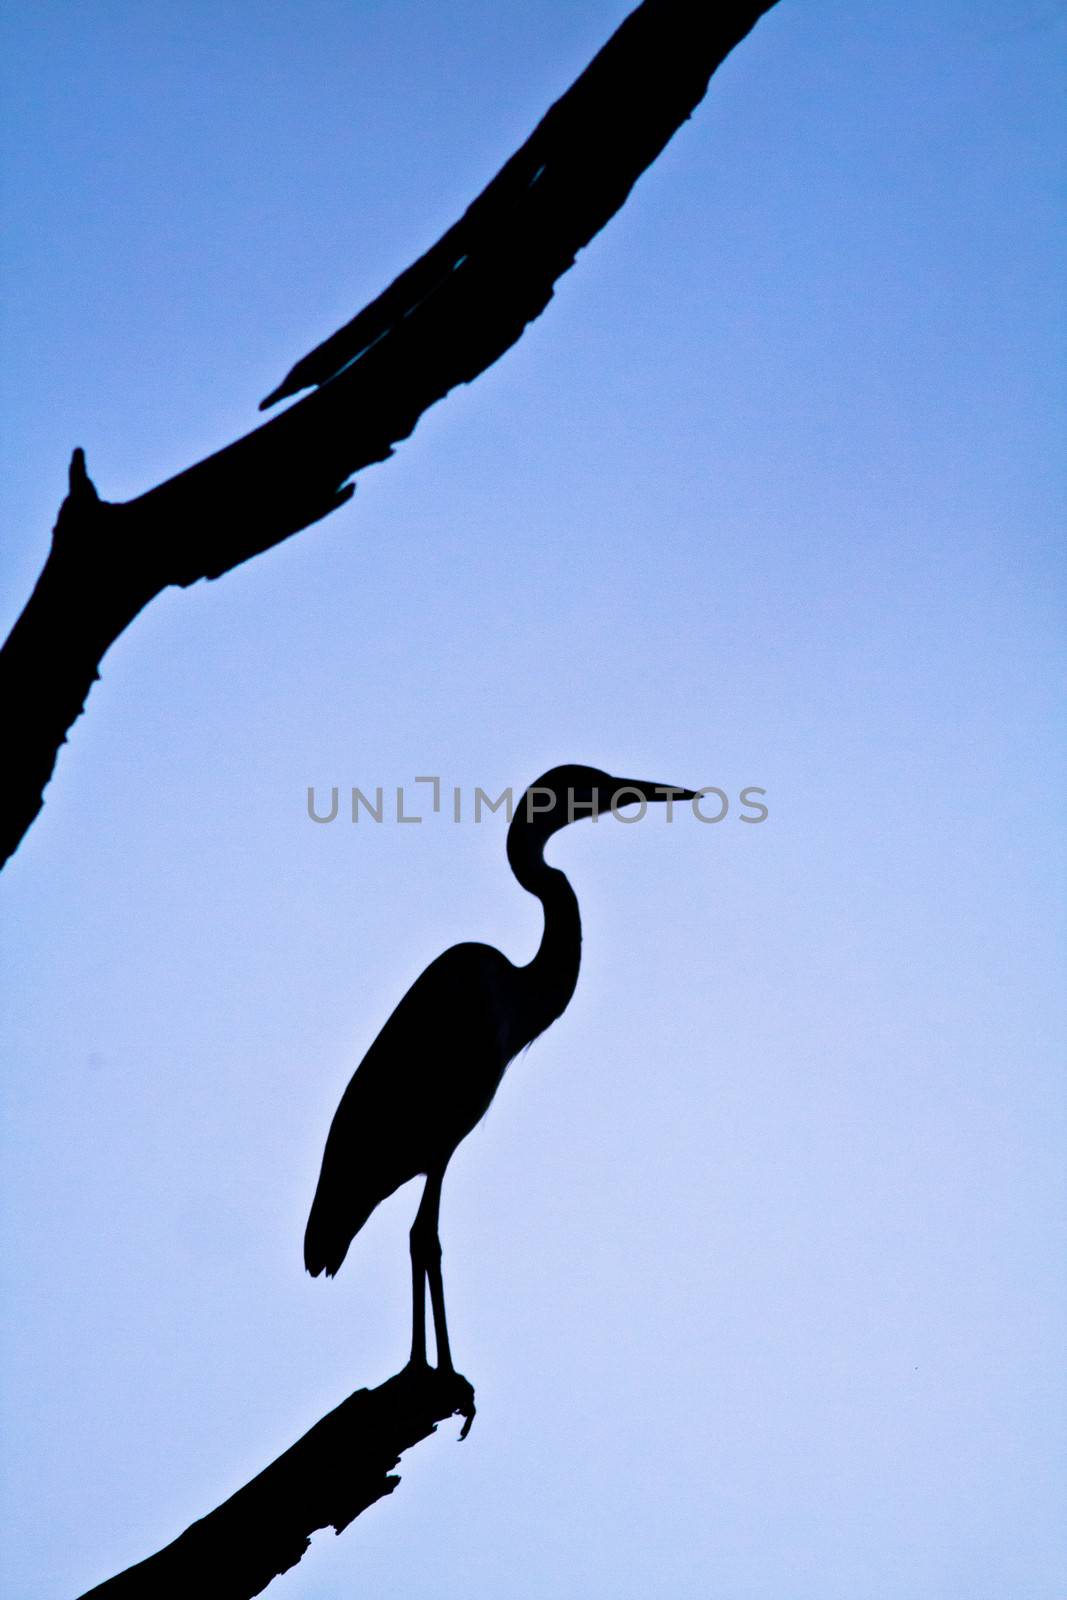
[304, 764, 696, 1392]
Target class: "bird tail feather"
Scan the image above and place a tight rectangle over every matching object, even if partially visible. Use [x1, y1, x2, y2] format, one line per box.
[304, 1189, 376, 1278]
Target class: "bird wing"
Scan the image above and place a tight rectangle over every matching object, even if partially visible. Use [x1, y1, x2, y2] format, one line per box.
[304, 942, 517, 1277]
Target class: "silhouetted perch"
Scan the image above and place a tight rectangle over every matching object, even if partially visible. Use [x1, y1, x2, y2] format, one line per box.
[76, 1365, 475, 1600]
[0, 0, 779, 870]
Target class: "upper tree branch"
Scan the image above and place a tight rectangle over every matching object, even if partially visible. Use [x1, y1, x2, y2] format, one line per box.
[0, 0, 779, 869]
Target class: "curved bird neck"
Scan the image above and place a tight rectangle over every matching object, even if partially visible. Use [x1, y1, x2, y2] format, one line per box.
[507, 828, 582, 1042]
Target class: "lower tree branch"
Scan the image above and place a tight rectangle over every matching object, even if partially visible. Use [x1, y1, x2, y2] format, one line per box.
[76, 1365, 476, 1600]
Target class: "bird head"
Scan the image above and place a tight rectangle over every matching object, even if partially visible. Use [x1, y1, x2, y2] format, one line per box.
[513, 764, 698, 842]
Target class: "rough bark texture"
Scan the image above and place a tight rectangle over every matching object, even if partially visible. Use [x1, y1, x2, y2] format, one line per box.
[0, 0, 778, 871]
[76, 1366, 476, 1599]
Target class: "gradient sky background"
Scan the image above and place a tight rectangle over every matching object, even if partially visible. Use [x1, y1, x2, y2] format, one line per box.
[1, 2, 1064, 1596]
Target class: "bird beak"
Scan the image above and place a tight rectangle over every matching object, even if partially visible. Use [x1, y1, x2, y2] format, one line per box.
[609, 778, 699, 807]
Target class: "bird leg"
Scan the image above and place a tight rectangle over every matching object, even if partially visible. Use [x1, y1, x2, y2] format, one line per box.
[409, 1226, 428, 1370]
[409, 1167, 453, 1373]
[427, 1239, 453, 1375]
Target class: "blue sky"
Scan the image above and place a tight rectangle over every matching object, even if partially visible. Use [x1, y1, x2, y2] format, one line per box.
[1, 3, 1064, 1596]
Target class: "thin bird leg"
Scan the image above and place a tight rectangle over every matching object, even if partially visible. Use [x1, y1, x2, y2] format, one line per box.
[408, 1193, 430, 1370]
[412, 1165, 453, 1373]
[427, 1242, 453, 1374]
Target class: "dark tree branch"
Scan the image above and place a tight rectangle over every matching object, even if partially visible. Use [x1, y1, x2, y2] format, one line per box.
[0, 0, 778, 869]
[75, 1366, 476, 1600]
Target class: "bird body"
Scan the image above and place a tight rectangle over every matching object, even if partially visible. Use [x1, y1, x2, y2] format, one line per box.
[304, 765, 695, 1374]
[304, 941, 519, 1277]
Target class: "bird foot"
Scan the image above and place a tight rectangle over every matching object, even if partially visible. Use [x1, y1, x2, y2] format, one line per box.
[448, 1372, 476, 1440]
[400, 1358, 476, 1439]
